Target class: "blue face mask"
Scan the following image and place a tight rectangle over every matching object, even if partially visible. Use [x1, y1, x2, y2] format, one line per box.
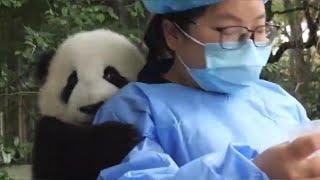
[176, 26, 272, 94]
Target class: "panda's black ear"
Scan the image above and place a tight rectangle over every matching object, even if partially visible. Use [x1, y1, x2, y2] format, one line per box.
[37, 50, 55, 85]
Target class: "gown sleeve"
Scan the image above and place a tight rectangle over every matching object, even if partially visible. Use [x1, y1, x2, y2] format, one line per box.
[296, 100, 311, 123]
[93, 83, 270, 180]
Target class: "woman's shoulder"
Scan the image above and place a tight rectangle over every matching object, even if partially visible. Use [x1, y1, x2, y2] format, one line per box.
[120, 82, 200, 100]
[95, 82, 194, 119]
[253, 80, 309, 123]
[254, 80, 293, 97]
[253, 79, 303, 105]
[93, 82, 198, 136]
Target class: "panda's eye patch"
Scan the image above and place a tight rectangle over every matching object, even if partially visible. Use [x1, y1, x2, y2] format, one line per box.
[61, 71, 78, 104]
[103, 66, 129, 88]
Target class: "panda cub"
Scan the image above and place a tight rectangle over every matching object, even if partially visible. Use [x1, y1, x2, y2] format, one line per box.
[33, 29, 145, 180]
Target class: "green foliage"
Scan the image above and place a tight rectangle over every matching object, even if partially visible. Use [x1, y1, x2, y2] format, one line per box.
[0, 63, 9, 89]
[0, 135, 32, 165]
[0, 0, 148, 166]
[0, 0, 25, 8]
[0, 169, 13, 180]
[5, 0, 148, 96]
[262, 0, 320, 119]
[306, 52, 320, 118]
[0, 135, 32, 179]
[13, 0, 147, 89]
[45, 1, 119, 32]
[127, 1, 145, 18]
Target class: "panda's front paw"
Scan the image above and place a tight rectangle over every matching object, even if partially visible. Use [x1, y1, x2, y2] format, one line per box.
[90, 121, 141, 169]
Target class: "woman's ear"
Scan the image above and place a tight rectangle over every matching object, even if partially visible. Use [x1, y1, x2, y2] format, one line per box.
[162, 19, 182, 52]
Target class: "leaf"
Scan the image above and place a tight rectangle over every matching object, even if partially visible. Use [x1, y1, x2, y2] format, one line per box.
[0, 136, 4, 145]
[13, 137, 19, 147]
[107, 7, 119, 20]
[0, 81, 5, 88]
[0, 169, 12, 180]
[1, 0, 11, 7]
[129, 33, 142, 44]
[93, 6, 100, 12]
[1, 150, 12, 164]
[59, 19, 68, 25]
[61, 7, 68, 16]
[14, 50, 21, 56]
[96, 13, 105, 23]
[134, 2, 145, 18]
[25, 80, 37, 88]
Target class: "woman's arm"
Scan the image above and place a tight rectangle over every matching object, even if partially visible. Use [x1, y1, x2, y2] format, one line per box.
[96, 138, 268, 180]
[94, 83, 269, 180]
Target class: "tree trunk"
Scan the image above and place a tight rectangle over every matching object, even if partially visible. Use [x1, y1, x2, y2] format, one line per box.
[284, 0, 312, 103]
[0, 112, 3, 137]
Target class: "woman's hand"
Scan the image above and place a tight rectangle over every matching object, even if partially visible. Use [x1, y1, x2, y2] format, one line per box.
[253, 133, 320, 179]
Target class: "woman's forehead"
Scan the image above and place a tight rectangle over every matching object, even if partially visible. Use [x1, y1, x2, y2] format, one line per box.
[202, 0, 266, 24]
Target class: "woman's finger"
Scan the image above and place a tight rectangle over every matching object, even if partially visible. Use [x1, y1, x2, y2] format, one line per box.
[302, 156, 320, 177]
[288, 133, 320, 160]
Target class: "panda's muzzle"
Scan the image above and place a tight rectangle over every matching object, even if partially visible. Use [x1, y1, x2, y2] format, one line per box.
[79, 101, 104, 115]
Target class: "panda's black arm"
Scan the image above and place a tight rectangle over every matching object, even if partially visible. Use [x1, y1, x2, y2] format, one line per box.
[32, 116, 141, 180]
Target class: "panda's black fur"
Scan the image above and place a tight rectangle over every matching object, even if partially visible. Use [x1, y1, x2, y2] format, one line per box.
[32, 30, 145, 180]
[33, 116, 141, 180]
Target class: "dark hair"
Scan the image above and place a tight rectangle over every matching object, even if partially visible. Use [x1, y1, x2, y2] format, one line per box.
[138, 6, 209, 83]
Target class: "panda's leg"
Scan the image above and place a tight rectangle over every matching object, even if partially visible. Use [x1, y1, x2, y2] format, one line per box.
[32, 117, 140, 180]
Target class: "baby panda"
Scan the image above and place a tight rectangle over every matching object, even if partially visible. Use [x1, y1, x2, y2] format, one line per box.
[33, 29, 145, 180]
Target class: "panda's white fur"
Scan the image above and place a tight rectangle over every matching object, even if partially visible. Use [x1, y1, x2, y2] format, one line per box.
[38, 29, 145, 124]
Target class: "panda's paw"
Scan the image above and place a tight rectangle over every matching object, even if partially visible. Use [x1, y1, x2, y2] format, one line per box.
[88, 121, 141, 170]
[92, 121, 141, 148]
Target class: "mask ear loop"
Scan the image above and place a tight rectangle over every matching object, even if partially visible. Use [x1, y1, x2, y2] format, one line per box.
[176, 54, 190, 70]
[173, 23, 207, 90]
[173, 22, 207, 69]
[173, 23, 205, 46]
[176, 54, 206, 90]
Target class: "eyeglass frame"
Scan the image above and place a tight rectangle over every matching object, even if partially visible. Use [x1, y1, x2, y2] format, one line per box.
[185, 20, 281, 50]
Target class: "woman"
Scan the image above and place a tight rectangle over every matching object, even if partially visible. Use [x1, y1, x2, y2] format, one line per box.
[94, 0, 320, 179]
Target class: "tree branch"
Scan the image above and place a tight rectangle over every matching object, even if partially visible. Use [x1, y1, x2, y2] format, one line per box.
[0, 91, 38, 96]
[272, 7, 305, 16]
[269, 3, 320, 19]
[268, 1, 319, 63]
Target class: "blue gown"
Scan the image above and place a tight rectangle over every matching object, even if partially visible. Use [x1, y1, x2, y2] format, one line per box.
[93, 80, 310, 180]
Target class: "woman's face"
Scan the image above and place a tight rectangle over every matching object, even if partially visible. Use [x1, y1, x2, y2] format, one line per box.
[164, 0, 267, 69]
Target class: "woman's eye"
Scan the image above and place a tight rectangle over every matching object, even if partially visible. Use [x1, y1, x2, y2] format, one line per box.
[238, 33, 249, 41]
[223, 30, 239, 36]
[256, 29, 266, 34]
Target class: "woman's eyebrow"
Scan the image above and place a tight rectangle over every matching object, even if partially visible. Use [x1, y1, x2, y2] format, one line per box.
[215, 13, 266, 22]
[215, 13, 243, 22]
[255, 14, 266, 20]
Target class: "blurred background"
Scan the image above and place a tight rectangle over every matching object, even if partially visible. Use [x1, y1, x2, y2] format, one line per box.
[0, 0, 319, 179]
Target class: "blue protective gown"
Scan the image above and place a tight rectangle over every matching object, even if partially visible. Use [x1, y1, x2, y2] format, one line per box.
[93, 80, 310, 180]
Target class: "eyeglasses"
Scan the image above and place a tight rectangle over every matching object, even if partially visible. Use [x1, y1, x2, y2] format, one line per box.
[189, 21, 280, 50]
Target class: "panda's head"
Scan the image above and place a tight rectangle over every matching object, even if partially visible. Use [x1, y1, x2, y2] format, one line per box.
[37, 29, 145, 124]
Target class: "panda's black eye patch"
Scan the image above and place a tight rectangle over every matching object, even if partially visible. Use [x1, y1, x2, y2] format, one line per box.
[61, 71, 78, 104]
[103, 66, 129, 88]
